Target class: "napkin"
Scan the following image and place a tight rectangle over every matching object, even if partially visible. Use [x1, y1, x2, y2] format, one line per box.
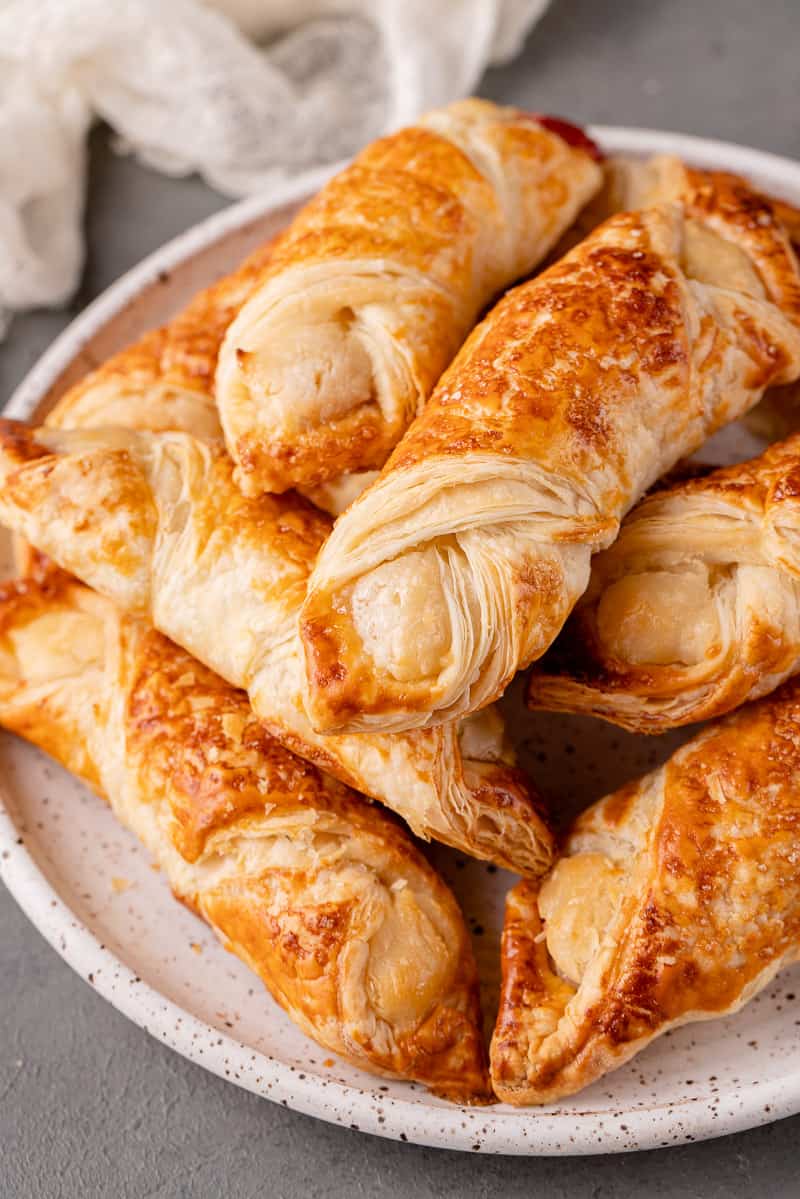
[0, 0, 549, 339]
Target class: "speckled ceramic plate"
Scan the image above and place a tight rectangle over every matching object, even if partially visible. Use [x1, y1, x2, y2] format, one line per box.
[3, 128, 800, 1155]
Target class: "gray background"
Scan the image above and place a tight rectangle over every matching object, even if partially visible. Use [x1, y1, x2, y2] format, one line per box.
[2, 0, 800, 1194]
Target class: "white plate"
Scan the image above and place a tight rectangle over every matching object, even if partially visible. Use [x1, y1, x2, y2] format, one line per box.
[3, 128, 800, 1155]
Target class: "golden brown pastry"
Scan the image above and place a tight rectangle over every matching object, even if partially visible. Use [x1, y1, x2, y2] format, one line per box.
[528, 433, 800, 730]
[491, 677, 800, 1104]
[549, 155, 800, 444]
[0, 420, 554, 877]
[13, 243, 288, 576]
[39, 235, 374, 518]
[215, 100, 603, 495]
[608, 154, 800, 240]
[45, 238, 280, 438]
[0, 571, 489, 1100]
[300, 170, 800, 735]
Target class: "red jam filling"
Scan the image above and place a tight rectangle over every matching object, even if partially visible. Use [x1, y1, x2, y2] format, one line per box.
[520, 113, 604, 162]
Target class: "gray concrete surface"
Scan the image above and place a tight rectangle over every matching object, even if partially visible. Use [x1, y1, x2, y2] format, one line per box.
[2, 1, 800, 1194]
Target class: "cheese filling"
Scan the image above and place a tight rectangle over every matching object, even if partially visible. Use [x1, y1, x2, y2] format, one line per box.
[594, 568, 719, 667]
[538, 852, 625, 985]
[351, 549, 452, 683]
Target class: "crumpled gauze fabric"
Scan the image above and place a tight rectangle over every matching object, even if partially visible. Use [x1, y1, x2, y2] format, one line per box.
[0, 0, 550, 339]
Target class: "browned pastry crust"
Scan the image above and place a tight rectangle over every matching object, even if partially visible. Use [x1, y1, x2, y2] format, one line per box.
[0, 419, 554, 877]
[11, 236, 283, 577]
[215, 99, 602, 495]
[0, 571, 490, 1101]
[548, 154, 800, 444]
[491, 678, 800, 1104]
[300, 169, 800, 734]
[34, 231, 385, 519]
[580, 154, 800, 248]
[44, 237, 278, 437]
[529, 432, 800, 730]
[13, 228, 370, 587]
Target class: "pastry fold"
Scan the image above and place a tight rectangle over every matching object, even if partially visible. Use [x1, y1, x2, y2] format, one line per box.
[40, 236, 370, 517]
[548, 154, 800, 443]
[491, 678, 800, 1104]
[46, 238, 280, 439]
[0, 420, 554, 877]
[606, 153, 800, 242]
[215, 99, 603, 495]
[300, 170, 800, 734]
[12, 240, 286, 577]
[0, 571, 488, 1100]
[528, 433, 800, 730]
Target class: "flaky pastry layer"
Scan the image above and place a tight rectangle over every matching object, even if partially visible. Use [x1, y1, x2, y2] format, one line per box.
[215, 99, 602, 495]
[301, 168, 800, 734]
[0, 572, 489, 1098]
[491, 678, 800, 1103]
[0, 421, 554, 877]
[39, 233, 375, 518]
[529, 432, 800, 729]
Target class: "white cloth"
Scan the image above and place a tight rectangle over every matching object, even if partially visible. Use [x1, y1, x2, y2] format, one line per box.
[0, 0, 549, 340]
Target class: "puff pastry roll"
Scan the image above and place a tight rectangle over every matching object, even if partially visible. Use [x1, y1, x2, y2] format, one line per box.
[300, 171, 800, 734]
[528, 433, 800, 730]
[45, 238, 284, 439]
[11, 242, 288, 577]
[0, 421, 553, 877]
[215, 99, 603, 495]
[0, 573, 488, 1099]
[607, 153, 800, 237]
[543, 154, 800, 445]
[39, 235, 375, 518]
[491, 677, 800, 1104]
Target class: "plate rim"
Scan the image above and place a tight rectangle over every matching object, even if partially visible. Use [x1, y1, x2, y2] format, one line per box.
[3, 126, 800, 1156]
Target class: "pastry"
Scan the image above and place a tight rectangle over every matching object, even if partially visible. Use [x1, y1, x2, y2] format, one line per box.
[491, 676, 800, 1104]
[0, 570, 488, 1100]
[215, 99, 603, 495]
[44, 238, 280, 439]
[528, 432, 800, 730]
[0, 420, 554, 877]
[606, 154, 800, 240]
[12, 241, 282, 575]
[300, 170, 800, 734]
[549, 154, 800, 443]
[39, 235, 374, 517]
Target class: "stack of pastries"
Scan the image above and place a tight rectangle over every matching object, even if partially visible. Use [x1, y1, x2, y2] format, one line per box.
[3, 98, 800, 1108]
